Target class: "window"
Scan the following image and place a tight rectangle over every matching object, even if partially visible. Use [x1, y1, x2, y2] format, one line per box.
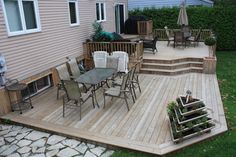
[68, 0, 79, 26]
[21, 75, 52, 98]
[96, 2, 106, 22]
[2, 0, 41, 36]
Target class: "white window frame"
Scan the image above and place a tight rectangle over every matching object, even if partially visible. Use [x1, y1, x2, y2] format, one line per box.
[1, 0, 41, 36]
[96, 2, 106, 22]
[68, 0, 80, 26]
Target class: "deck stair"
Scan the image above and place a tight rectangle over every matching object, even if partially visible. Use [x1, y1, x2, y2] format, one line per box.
[140, 58, 204, 75]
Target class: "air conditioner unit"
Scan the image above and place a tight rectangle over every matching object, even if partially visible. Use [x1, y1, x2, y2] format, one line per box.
[0, 54, 7, 86]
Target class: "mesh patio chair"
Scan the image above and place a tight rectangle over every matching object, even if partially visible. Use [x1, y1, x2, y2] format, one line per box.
[165, 26, 174, 46]
[56, 64, 71, 99]
[112, 51, 129, 73]
[103, 72, 130, 111]
[174, 31, 185, 48]
[68, 58, 90, 92]
[129, 63, 141, 99]
[62, 80, 94, 120]
[187, 28, 202, 47]
[93, 51, 108, 68]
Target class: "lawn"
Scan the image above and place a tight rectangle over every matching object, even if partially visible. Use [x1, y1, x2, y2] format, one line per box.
[111, 51, 236, 157]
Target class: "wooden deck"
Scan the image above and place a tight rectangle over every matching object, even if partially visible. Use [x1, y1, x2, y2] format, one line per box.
[144, 41, 209, 60]
[1, 73, 227, 155]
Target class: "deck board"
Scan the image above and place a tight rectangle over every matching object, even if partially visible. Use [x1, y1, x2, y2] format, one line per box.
[1, 73, 227, 155]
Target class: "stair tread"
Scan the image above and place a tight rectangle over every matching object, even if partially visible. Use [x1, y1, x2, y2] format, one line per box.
[140, 67, 203, 73]
[142, 61, 203, 66]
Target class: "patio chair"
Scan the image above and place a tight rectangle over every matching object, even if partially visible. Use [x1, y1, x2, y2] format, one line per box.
[61, 80, 94, 120]
[187, 28, 202, 47]
[93, 51, 108, 68]
[67, 58, 90, 92]
[112, 62, 141, 99]
[164, 26, 174, 46]
[141, 36, 158, 54]
[112, 51, 129, 73]
[103, 72, 130, 111]
[56, 64, 71, 99]
[106, 56, 119, 79]
[129, 63, 141, 99]
[174, 31, 185, 48]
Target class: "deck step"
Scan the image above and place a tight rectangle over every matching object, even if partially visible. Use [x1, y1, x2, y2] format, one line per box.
[143, 57, 203, 64]
[140, 67, 203, 75]
[142, 62, 203, 70]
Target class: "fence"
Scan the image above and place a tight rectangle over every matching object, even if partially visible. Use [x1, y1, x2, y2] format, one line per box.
[153, 29, 212, 41]
[83, 41, 143, 69]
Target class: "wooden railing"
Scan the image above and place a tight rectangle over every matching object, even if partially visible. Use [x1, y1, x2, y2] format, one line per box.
[137, 20, 153, 35]
[153, 29, 212, 41]
[83, 41, 143, 69]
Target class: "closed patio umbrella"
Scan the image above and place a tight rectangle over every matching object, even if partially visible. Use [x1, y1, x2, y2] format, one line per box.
[177, 2, 188, 26]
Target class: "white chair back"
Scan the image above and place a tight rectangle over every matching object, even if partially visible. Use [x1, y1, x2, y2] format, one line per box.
[112, 51, 129, 73]
[93, 51, 108, 68]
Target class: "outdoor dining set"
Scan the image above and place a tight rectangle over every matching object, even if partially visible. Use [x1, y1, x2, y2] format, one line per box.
[56, 51, 141, 120]
[165, 25, 202, 48]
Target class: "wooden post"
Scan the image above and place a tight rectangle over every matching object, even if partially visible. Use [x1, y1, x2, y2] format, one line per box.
[203, 57, 217, 74]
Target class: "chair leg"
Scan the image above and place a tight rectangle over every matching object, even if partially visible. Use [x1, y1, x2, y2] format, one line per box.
[129, 85, 135, 103]
[124, 93, 130, 111]
[91, 94, 95, 108]
[103, 94, 106, 109]
[132, 83, 137, 99]
[57, 86, 60, 99]
[62, 96, 65, 117]
[79, 102, 82, 120]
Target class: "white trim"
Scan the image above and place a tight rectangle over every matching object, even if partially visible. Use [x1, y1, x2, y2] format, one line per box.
[96, 2, 106, 22]
[68, 0, 80, 26]
[1, 0, 41, 37]
[114, 3, 126, 23]
[114, 3, 126, 34]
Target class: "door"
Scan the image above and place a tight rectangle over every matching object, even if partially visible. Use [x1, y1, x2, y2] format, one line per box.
[115, 4, 125, 34]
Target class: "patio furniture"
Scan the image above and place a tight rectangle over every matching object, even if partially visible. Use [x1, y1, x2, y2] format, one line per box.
[129, 63, 141, 99]
[5, 79, 33, 114]
[181, 25, 192, 39]
[93, 51, 108, 68]
[103, 72, 130, 111]
[187, 28, 202, 47]
[112, 51, 129, 73]
[174, 31, 185, 48]
[141, 36, 158, 54]
[164, 26, 174, 46]
[76, 68, 116, 107]
[61, 80, 94, 120]
[67, 58, 89, 92]
[106, 56, 119, 81]
[56, 64, 71, 99]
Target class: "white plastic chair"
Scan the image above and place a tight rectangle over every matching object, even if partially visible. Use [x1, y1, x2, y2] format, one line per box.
[93, 51, 108, 68]
[112, 51, 129, 73]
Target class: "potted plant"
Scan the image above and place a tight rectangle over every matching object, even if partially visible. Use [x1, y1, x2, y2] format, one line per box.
[167, 91, 215, 143]
[204, 36, 216, 57]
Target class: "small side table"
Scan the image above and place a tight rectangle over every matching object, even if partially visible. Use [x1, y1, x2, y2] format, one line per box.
[5, 79, 33, 114]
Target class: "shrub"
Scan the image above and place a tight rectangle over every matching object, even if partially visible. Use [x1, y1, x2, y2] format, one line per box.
[129, 6, 236, 50]
[204, 37, 217, 46]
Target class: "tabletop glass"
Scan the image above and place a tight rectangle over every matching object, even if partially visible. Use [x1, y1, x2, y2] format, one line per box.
[76, 68, 116, 85]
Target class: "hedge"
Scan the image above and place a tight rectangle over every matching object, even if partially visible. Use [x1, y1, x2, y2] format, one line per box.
[129, 6, 236, 50]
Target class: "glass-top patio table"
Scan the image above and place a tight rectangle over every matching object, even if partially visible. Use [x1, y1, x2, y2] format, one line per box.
[76, 68, 116, 108]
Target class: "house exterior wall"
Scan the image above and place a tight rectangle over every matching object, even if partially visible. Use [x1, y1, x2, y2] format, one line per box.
[128, 0, 213, 10]
[0, 0, 128, 81]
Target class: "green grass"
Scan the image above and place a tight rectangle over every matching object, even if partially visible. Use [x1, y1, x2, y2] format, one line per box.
[111, 51, 236, 157]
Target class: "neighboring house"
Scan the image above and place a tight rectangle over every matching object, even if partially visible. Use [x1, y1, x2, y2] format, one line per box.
[0, 0, 128, 114]
[128, 0, 213, 10]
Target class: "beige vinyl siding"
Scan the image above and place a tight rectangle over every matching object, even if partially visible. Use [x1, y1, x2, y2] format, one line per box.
[0, 0, 127, 81]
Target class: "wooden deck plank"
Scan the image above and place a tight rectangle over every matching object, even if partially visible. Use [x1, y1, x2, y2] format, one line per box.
[1, 73, 227, 156]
